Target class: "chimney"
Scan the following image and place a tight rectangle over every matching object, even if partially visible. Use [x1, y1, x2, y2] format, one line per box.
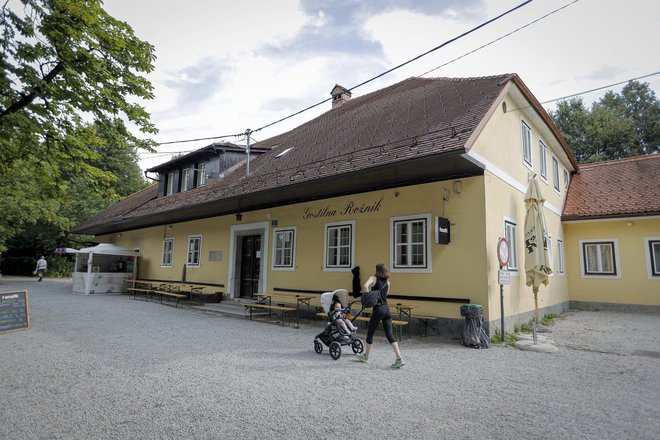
[330, 84, 351, 109]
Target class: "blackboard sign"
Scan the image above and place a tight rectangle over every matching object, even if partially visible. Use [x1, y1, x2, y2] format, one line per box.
[0, 290, 30, 333]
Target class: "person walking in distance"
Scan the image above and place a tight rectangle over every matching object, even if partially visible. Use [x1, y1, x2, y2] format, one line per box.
[35, 255, 47, 282]
[355, 263, 405, 368]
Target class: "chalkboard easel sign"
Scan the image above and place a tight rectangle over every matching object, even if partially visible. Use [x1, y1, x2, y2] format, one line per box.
[0, 290, 30, 334]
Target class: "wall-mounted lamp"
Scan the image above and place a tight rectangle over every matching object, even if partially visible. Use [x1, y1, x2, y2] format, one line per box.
[626, 221, 633, 227]
[443, 188, 450, 201]
[236, 212, 243, 221]
[166, 225, 172, 229]
[116, 233, 122, 238]
[453, 180, 462, 195]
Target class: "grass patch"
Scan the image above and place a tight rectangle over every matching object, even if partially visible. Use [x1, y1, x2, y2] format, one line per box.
[490, 329, 517, 346]
[541, 313, 559, 327]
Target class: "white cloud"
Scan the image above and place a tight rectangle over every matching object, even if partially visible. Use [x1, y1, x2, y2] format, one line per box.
[103, 0, 660, 171]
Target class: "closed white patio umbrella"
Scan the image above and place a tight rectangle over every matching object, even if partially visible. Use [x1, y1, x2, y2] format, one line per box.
[524, 175, 552, 325]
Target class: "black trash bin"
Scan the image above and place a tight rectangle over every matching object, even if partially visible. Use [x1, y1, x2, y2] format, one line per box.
[460, 304, 491, 349]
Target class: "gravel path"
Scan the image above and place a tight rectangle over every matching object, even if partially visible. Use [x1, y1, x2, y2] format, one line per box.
[1, 278, 659, 440]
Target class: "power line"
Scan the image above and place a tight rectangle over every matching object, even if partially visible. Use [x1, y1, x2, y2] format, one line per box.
[138, 70, 660, 160]
[418, 0, 579, 77]
[539, 71, 660, 105]
[153, 0, 535, 146]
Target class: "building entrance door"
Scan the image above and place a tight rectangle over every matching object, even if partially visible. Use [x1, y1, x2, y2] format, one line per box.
[240, 235, 261, 298]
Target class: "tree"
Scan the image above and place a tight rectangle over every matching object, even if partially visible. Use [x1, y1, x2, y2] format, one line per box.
[551, 81, 660, 163]
[0, 0, 157, 251]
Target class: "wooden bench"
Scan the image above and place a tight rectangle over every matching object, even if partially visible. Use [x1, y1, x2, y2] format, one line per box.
[354, 315, 409, 341]
[127, 287, 153, 300]
[412, 315, 439, 337]
[151, 290, 186, 307]
[244, 303, 296, 326]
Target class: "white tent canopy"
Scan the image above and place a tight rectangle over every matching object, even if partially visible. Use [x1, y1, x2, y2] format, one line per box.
[75, 243, 142, 257]
[68, 244, 141, 294]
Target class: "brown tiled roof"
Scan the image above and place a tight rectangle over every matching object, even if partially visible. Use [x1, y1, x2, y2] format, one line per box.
[73, 74, 524, 234]
[563, 154, 660, 220]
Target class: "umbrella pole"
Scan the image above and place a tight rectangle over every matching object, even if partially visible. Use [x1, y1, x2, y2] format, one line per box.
[533, 291, 539, 345]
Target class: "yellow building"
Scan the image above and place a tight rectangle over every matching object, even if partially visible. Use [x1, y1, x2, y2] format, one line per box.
[72, 74, 659, 336]
[563, 155, 660, 311]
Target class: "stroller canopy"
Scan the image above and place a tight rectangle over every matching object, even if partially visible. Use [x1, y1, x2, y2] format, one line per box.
[320, 289, 348, 313]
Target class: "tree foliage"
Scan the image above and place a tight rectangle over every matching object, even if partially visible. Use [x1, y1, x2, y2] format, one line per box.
[0, 0, 157, 251]
[551, 81, 660, 163]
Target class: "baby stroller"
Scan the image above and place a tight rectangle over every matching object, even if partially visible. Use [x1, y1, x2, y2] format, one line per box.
[314, 289, 364, 360]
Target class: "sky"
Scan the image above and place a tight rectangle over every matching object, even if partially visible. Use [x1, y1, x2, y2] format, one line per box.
[101, 0, 660, 172]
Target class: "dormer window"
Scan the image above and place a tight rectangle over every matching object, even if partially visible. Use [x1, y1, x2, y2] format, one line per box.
[195, 162, 206, 187]
[181, 168, 189, 191]
[166, 172, 175, 195]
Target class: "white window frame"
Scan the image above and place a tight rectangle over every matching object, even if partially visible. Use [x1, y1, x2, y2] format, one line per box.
[644, 237, 660, 280]
[539, 140, 548, 181]
[552, 156, 560, 193]
[166, 171, 175, 195]
[521, 120, 533, 170]
[181, 168, 189, 192]
[195, 162, 206, 187]
[504, 217, 519, 273]
[563, 169, 570, 190]
[272, 227, 296, 271]
[557, 238, 565, 275]
[187, 235, 202, 268]
[161, 238, 174, 267]
[579, 239, 620, 278]
[389, 214, 432, 273]
[323, 221, 355, 272]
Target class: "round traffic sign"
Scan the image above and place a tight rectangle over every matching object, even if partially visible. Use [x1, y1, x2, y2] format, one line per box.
[497, 237, 510, 267]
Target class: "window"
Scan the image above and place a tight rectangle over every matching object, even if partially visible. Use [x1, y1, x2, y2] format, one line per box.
[552, 157, 560, 192]
[521, 121, 532, 168]
[645, 238, 660, 278]
[166, 171, 175, 195]
[580, 240, 618, 276]
[557, 239, 565, 275]
[563, 169, 570, 190]
[324, 222, 354, 270]
[273, 228, 296, 269]
[187, 235, 202, 267]
[504, 219, 518, 271]
[181, 168, 189, 191]
[195, 162, 206, 187]
[392, 217, 428, 270]
[539, 140, 547, 180]
[161, 238, 173, 267]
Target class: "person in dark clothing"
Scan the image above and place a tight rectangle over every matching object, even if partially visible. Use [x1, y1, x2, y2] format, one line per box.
[355, 263, 405, 368]
[351, 266, 361, 297]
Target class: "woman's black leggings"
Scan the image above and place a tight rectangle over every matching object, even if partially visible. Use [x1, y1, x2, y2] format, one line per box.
[366, 304, 396, 344]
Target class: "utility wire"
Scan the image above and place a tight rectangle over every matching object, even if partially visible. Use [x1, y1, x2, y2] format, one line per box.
[418, 0, 579, 77]
[539, 71, 660, 105]
[153, 0, 534, 146]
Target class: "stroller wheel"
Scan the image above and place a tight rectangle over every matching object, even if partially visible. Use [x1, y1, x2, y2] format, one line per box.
[329, 341, 341, 360]
[351, 338, 364, 354]
[314, 340, 323, 354]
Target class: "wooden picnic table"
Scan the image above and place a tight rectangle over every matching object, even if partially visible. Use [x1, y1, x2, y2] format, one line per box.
[253, 293, 313, 328]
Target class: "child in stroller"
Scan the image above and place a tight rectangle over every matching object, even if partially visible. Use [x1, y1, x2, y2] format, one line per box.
[314, 289, 364, 360]
[330, 298, 358, 335]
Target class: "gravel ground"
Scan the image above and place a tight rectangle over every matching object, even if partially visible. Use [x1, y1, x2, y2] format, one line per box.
[1, 277, 659, 440]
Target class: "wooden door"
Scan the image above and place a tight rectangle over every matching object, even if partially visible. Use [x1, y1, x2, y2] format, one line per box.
[240, 235, 261, 297]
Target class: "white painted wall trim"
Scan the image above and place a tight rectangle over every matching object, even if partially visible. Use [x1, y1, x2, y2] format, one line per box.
[464, 150, 562, 216]
[228, 222, 270, 298]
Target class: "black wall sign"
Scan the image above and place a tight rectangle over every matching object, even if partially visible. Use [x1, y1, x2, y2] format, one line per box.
[0, 290, 30, 333]
[436, 217, 451, 245]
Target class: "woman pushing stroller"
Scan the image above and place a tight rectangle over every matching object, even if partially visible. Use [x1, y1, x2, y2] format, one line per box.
[355, 263, 405, 368]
